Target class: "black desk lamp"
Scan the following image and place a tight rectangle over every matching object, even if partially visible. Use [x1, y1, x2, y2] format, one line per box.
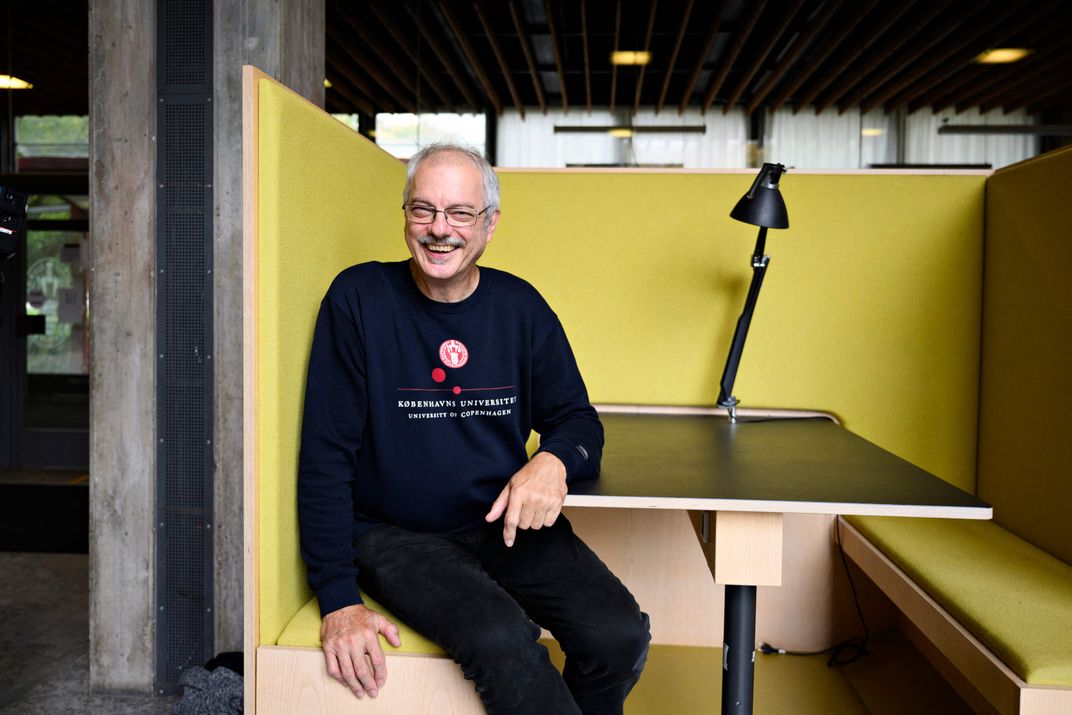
[716, 163, 789, 422]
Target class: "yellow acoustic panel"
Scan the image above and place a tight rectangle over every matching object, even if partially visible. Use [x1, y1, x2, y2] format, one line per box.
[256, 77, 407, 644]
[979, 146, 1072, 564]
[492, 170, 985, 490]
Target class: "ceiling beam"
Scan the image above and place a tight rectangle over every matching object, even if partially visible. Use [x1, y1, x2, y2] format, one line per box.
[581, 0, 592, 112]
[326, 46, 402, 113]
[1023, 79, 1072, 114]
[610, 0, 621, 112]
[656, 0, 694, 114]
[981, 66, 1072, 113]
[508, 0, 546, 113]
[702, 0, 766, 113]
[678, 0, 729, 114]
[402, 1, 482, 113]
[994, 75, 1072, 114]
[633, 0, 659, 110]
[748, 0, 844, 115]
[474, 0, 524, 116]
[954, 50, 1069, 113]
[326, 74, 377, 116]
[326, 30, 416, 112]
[910, 65, 990, 114]
[334, 4, 423, 103]
[724, 1, 805, 114]
[367, 1, 456, 109]
[544, 0, 569, 112]
[879, 1, 1041, 114]
[854, 1, 1005, 114]
[436, 0, 504, 115]
[789, 0, 914, 113]
[811, 1, 943, 114]
[831, 2, 977, 113]
[947, 19, 1072, 112]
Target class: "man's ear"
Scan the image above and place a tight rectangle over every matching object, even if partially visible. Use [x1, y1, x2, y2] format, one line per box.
[484, 208, 501, 242]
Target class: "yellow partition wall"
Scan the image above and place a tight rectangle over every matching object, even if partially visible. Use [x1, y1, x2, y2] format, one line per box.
[248, 73, 407, 648]
[978, 146, 1072, 564]
[247, 70, 987, 658]
[493, 170, 986, 490]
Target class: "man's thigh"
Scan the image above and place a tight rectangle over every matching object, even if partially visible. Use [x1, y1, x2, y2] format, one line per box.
[473, 517, 646, 651]
[353, 525, 542, 652]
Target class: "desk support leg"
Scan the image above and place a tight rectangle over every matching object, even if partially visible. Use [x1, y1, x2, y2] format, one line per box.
[722, 584, 757, 715]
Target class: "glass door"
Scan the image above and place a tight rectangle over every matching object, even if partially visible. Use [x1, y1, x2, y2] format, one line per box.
[0, 194, 89, 469]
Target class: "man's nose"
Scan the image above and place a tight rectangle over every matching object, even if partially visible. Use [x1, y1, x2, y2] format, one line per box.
[429, 210, 452, 235]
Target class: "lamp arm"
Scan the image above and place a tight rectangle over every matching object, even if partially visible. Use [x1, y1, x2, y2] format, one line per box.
[716, 228, 770, 416]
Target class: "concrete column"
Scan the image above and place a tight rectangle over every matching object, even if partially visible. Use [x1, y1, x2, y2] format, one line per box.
[212, 0, 324, 654]
[88, 0, 157, 692]
[89, 0, 324, 691]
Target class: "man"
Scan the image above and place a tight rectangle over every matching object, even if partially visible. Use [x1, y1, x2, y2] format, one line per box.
[298, 143, 649, 714]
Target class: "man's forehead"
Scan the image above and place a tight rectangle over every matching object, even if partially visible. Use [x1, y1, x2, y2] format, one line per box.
[411, 154, 483, 200]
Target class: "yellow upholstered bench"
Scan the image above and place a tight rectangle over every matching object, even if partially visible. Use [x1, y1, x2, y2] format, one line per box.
[841, 516, 1072, 714]
[844, 517, 1072, 688]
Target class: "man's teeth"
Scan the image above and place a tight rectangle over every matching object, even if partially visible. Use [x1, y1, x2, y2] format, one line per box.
[427, 244, 457, 253]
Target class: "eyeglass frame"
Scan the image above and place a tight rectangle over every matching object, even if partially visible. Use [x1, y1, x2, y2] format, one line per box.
[402, 202, 493, 228]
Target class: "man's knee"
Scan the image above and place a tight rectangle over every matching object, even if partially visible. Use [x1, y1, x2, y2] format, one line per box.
[607, 610, 651, 673]
[571, 609, 651, 676]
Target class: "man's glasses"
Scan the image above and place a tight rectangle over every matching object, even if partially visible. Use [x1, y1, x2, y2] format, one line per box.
[403, 203, 491, 228]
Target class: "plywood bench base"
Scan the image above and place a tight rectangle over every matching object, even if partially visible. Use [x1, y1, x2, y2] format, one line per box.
[839, 518, 1072, 715]
[256, 645, 483, 714]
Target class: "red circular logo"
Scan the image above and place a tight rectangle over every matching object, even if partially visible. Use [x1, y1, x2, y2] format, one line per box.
[439, 339, 469, 368]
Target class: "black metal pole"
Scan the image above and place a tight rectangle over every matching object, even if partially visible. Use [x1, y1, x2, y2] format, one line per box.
[716, 227, 770, 410]
[722, 585, 758, 714]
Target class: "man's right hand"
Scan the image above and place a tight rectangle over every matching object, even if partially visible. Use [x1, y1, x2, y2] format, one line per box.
[320, 604, 402, 699]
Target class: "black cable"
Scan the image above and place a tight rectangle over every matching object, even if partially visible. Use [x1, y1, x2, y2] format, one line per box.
[757, 517, 870, 666]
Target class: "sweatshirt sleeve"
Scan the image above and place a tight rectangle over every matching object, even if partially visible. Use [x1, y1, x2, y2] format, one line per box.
[531, 318, 603, 483]
[297, 293, 368, 616]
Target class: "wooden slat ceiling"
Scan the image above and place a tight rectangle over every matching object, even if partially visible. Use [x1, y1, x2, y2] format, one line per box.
[326, 0, 1072, 119]
[1, 0, 1068, 121]
[1, 1, 89, 117]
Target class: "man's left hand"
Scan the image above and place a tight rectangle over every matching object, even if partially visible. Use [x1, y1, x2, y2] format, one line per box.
[485, 451, 567, 547]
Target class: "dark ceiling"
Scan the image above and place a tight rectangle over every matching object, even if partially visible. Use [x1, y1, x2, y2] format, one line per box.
[2, 0, 1070, 121]
[1, 0, 89, 117]
[326, 0, 1072, 119]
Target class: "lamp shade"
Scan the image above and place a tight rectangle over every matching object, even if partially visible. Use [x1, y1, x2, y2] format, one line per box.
[730, 163, 789, 229]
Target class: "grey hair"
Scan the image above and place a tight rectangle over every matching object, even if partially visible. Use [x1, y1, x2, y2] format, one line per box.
[402, 143, 501, 226]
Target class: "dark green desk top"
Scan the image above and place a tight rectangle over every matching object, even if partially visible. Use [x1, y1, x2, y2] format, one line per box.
[564, 411, 992, 519]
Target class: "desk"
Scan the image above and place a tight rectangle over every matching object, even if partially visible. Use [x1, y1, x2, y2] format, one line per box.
[565, 408, 992, 715]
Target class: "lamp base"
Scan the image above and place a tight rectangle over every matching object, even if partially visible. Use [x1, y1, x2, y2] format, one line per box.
[718, 396, 740, 423]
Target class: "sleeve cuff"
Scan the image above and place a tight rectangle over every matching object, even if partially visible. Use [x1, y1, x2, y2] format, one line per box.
[315, 575, 363, 617]
[536, 439, 588, 483]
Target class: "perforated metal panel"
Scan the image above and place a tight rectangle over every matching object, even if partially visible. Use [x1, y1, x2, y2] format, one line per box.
[155, 0, 213, 694]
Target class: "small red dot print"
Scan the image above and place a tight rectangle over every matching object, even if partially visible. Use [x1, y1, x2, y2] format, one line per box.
[453, 386, 462, 395]
[432, 368, 446, 383]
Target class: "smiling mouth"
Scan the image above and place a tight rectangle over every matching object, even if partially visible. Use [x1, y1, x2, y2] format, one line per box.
[425, 243, 459, 254]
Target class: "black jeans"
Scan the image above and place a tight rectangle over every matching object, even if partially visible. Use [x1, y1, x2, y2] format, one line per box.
[354, 516, 650, 715]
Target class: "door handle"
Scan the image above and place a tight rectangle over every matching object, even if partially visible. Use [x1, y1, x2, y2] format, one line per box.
[16, 313, 46, 337]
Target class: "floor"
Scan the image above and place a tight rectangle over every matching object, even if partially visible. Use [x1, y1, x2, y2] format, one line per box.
[0, 552, 176, 714]
[546, 630, 975, 714]
[1, 550, 976, 714]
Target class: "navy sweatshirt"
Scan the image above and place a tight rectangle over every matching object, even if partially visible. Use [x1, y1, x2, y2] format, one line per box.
[297, 261, 603, 616]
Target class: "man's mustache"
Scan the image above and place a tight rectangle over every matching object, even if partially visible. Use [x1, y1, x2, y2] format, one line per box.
[417, 235, 465, 248]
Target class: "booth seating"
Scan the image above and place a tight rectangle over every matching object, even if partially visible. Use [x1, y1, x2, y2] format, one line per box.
[841, 147, 1072, 715]
[242, 68, 1046, 713]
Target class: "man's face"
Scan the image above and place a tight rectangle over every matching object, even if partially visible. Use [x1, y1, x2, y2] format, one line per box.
[404, 154, 500, 292]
